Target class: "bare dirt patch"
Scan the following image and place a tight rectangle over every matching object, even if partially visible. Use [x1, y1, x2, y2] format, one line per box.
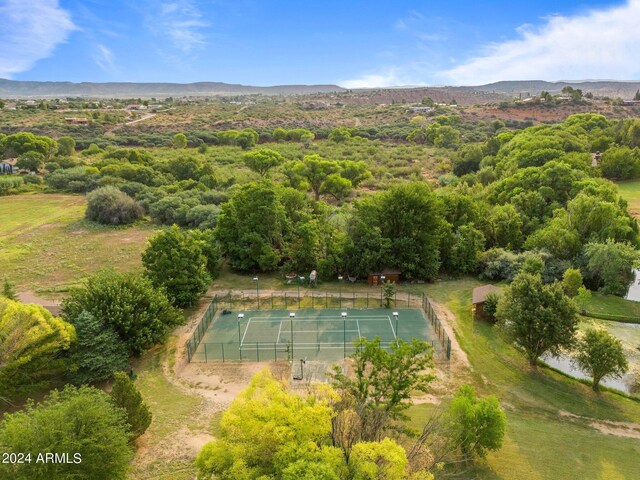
[559, 410, 640, 439]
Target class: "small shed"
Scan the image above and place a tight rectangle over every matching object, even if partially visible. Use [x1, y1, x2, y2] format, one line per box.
[368, 268, 401, 286]
[472, 284, 503, 320]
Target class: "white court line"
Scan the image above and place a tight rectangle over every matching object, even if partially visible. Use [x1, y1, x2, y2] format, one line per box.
[387, 315, 396, 337]
[276, 320, 283, 343]
[240, 318, 252, 347]
[246, 316, 392, 322]
[280, 329, 359, 334]
[356, 319, 362, 338]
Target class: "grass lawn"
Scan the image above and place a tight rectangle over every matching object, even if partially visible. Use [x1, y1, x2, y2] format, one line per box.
[128, 337, 204, 480]
[616, 179, 640, 220]
[583, 291, 640, 319]
[0, 194, 159, 298]
[408, 277, 640, 480]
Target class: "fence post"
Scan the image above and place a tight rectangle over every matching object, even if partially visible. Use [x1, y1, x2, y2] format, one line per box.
[271, 293, 274, 309]
[256, 343, 259, 362]
[326, 292, 328, 308]
[394, 291, 397, 307]
[285, 292, 287, 309]
[222, 343, 225, 363]
[274, 342, 277, 361]
[353, 292, 355, 308]
[204, 343, 208, 363]
[366, 293, 369, 308]
[312, 293, 314, 309]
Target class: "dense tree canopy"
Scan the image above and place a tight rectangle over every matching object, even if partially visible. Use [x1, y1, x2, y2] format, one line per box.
[0, 386, 132, 480]
[142, 225, 211, 307]
[62, 271, 183, 356]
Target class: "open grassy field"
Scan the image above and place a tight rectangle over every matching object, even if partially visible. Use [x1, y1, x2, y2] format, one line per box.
[0, 194, 159, 298]
[407, 277, 640, 479]
[616, 179, 640, 220]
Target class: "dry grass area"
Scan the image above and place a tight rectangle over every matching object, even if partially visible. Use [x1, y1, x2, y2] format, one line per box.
[0, 194, 159, 298]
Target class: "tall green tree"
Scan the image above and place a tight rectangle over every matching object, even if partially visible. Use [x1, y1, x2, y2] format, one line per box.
[495, 272, 578, 367]
[67, 311, 129, 385]
[243, 148, 285, 177]
[110, 372, 152, 441]
[62, 271, 182, 356]
[215, 181, 287, 271]
[16, 151, 45, 172]
[196, 370, 345, 479]
[142, 226, 211, 308]
[329, 338, 434, 442]
[0, 386, 132, 480]
[347, 182, 448, 279]
[57, 136, 76, 156]
[172, 132, 187, 149]
[0, 298, 75, 402]
[573, 327, 628, 391]
[295, 154, 340, 201]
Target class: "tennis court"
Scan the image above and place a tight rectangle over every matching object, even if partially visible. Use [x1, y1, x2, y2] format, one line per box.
[189, 307, 445, 362]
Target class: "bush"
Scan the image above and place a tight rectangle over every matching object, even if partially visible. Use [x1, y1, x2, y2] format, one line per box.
[86, 186, 143, 225]
[0, 176, 24, 195]
[110, 372, 152, 441]
[0, 385, 132, 480]
[62, 271, 183, 356]
[67, 311, 129, 385]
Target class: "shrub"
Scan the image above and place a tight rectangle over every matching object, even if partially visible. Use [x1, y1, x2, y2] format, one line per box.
[86, 186, 143, 225]
[0, 176, 24, 195]
[0, 385, 132, 480]
[62, 271, 183, 356]
[110, 372, 152, 441]
[67, 311, 129, 385]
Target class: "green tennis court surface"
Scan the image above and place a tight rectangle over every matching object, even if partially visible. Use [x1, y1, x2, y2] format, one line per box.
[190, 308, 442, 362]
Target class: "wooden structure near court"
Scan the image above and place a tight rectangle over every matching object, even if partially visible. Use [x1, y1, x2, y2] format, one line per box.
[472, 284, 503, 320]
[368, 268, 401, 286]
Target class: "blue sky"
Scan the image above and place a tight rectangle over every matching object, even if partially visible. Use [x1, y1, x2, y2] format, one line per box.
[1, 0, 638, 86]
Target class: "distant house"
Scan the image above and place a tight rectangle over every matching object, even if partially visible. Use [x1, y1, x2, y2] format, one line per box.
[368, 268, 401, 286]
[622, 100, 640, 106]
[65, 117, 89, 125]
[409, 106, 434, 113]
[125, 104, 147, 111]
[472, 284, 503, 320]
[0, 158, 18, 174]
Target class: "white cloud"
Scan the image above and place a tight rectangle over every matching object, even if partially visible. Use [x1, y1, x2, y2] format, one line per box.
[94, 44, 114, 72]
[153, 1, 209, 52]
[443, 0, 640, 85]
[340, 69, 424, 89]
[0, 0, 75, 78]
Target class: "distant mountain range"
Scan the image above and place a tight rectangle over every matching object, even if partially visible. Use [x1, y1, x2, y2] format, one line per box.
[1, 78, 639, 100]
[471, 80, 640, 98]
[0, 79, 346, 98]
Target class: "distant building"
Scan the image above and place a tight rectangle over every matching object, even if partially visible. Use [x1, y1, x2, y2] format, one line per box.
[0, 160, 15, 174]
[125, 104, 147, 111]
[65, 117, 89, 124]
[368, 268, 402, 286]
[472, 285, 503, 320]
[622, 100, 640, 106]
[409, 106, 434, 112]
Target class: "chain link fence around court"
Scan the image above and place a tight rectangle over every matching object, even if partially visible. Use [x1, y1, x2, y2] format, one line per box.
[214, 289, 424, 311]
[185, 291, 452, 363]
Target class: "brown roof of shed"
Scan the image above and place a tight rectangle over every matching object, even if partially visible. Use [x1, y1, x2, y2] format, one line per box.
[472, 285, 503, 304]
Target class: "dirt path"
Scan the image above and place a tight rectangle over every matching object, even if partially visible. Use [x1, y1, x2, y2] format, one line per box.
[559, 411, 640, 439]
